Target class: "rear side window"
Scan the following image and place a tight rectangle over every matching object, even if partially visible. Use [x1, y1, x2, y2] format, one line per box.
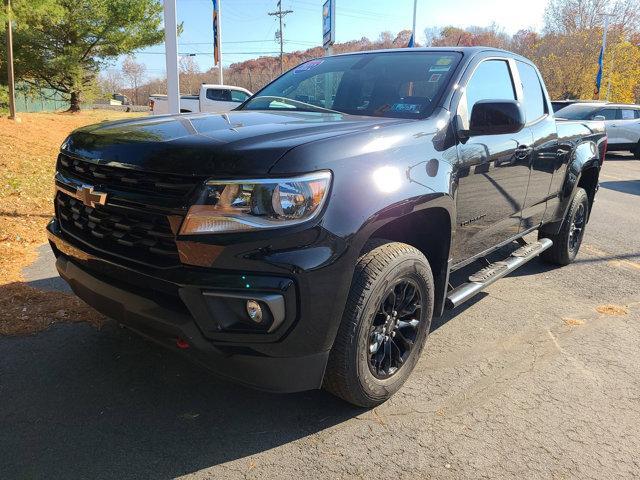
[620, 109, 636, 120]
[465, 60, 516, 116]
[230, 90, 250, 102]
[516, 61, 546, 122]
[598, 108, 617, 120]
[206, 89, 231, 101]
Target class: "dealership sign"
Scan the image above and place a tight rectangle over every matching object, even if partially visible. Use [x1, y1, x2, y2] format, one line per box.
[322, 0, 335, 49]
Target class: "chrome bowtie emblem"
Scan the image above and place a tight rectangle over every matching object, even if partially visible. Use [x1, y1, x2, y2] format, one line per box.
[76, 184, 107, 208]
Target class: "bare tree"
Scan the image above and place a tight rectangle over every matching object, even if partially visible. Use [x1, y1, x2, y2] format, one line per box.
[179, 55, 201, 94]
[121, 56, 147, 105]
[544, 0, 640, 34]
[98, 69, 123, 97]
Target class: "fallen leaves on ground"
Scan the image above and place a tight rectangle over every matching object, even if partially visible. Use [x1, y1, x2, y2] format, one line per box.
[595, 304, 629, 316]
[563, 317, 585, 326]
[0, 111, 143, 336]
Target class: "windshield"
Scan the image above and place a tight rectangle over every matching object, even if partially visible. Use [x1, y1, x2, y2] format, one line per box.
[555, 104, 602, 120]
[240, 51, 462, 119]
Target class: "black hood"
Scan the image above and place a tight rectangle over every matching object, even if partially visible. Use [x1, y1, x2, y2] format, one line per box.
[63, 110, 402, 177]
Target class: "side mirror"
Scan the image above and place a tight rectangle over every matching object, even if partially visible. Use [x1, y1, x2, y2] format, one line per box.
[468, 100, 525, 136]
[592, 115, 606, 121]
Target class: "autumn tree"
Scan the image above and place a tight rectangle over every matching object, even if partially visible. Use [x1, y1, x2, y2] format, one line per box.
[8, 0, 164, 111]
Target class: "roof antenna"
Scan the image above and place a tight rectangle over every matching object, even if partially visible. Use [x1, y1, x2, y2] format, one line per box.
[456, 34, 462, 46]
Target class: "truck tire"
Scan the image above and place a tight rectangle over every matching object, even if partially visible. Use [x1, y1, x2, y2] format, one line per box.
[323, 240, 434, 407]
[540, 187, 589, 266]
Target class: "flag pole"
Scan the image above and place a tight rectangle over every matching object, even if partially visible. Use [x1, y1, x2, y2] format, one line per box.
[597, 14, 610, 100]
[214, 0, 223, 84]
[5, 0, 18, 120]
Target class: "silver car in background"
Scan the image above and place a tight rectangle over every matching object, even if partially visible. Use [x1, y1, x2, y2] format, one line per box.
[556, 102, 640, 157]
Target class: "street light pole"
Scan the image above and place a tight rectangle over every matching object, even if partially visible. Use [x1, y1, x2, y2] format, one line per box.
[163, 0, 180, 115]
[411, 0, 417, 47]
[4, 0, 18, 120]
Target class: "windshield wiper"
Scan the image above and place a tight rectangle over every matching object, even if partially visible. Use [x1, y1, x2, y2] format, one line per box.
[243, 95, 344, 115]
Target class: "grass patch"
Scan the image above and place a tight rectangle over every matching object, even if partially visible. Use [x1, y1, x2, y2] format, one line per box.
[0, 111, 144, 335]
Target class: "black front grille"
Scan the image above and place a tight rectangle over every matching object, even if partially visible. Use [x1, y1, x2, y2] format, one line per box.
[56, 191, 180, 266]
[57, 153, 204, 198]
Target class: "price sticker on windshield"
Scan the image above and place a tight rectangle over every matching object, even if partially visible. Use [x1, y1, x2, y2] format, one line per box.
[294, 59, 324, 74]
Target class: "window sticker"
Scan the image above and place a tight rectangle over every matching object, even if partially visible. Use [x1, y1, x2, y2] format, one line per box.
[436, 57, 453, 66]
[429, 65, 451, 73]
[391, 103, 421, 113]
[293, 59, 324, 74]
[429, 73, 442, 82]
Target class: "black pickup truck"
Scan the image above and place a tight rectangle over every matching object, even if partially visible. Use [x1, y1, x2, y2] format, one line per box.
[48, 47, 606, 407]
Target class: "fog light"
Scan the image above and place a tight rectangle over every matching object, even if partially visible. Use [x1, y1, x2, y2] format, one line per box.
[246, 300, 263, 323]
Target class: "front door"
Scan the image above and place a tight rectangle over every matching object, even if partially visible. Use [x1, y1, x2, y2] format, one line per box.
[452, 58, 533, 264]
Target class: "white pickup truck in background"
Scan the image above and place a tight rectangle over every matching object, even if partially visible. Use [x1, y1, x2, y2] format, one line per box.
[149, 84, 252, 115]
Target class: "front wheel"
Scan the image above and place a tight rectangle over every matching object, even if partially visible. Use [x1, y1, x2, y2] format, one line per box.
[323, 240, 434, 407]
[540, 187, 589, 265]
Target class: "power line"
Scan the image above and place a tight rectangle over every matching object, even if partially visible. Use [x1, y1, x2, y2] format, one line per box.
[268, 1, 294, 74]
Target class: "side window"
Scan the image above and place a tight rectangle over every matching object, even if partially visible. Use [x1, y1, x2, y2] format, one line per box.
[206, 89, 231, 101]
[598, 108, 617, 120]
[230, 90, 250, 102]
[460, 60, 516, 127]
[516, 61, 546, 122]
[620, 109, 635, 120]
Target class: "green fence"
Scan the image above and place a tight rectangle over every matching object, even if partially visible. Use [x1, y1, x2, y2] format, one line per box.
[14, 83, 68, 112]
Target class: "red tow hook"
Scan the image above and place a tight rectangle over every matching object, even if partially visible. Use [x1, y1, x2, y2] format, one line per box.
[176, 337, 190, 349]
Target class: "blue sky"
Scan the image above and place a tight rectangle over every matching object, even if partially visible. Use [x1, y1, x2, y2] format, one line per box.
[122, 0, 549, 79]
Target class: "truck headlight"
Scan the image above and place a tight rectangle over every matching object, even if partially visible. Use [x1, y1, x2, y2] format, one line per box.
[179, 171, 332, 234]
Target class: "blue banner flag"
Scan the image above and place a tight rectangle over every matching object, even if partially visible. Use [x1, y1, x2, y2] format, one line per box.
[407, 33, 415, 48]
[594, 45, 604, 95]
[213, 0, 220, 66]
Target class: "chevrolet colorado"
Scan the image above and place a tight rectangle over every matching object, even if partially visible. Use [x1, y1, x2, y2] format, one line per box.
[48, 47, 606, 407]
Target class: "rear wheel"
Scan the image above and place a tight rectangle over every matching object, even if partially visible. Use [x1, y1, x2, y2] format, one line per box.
[633, 142, 640, 159]
[540, 187, 589, 265]
[323, 240, 434, 407]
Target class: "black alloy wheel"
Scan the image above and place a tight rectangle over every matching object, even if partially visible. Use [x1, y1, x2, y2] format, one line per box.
[568, 202, 586, 254]
[368, 279, 422, 379]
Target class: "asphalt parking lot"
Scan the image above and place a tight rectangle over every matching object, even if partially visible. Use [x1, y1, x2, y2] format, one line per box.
[1, 153, 639, 480]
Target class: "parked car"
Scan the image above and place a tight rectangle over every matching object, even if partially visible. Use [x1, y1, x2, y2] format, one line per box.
[556, 102, 640, 156]
[149, 84, 252, 115]
[49, 47, 606, 407]
[550, 99, 606, 112]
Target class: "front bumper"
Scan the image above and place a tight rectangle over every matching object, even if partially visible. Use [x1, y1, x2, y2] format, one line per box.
[46, 218, 353, 393]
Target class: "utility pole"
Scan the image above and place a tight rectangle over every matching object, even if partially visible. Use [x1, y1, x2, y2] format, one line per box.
[268, 1, 293, 74]
[4, 0, 18, 120]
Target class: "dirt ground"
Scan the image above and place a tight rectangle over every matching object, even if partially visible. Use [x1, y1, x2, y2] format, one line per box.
[0, 112, 142, 335]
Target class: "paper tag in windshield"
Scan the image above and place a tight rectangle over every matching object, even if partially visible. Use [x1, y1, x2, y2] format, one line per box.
[294, 59, 324, 74]
[391, 103, 421, 113]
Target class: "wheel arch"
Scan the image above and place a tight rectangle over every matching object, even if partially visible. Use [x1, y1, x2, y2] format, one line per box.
[543, 139, 602, 235]
[363, 204, 453, 318]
